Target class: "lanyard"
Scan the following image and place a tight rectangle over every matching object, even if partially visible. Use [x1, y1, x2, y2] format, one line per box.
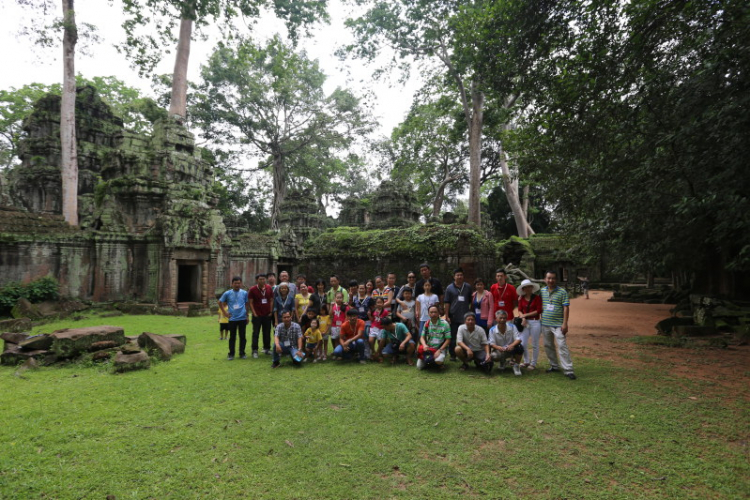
[257, 285, 266, 297]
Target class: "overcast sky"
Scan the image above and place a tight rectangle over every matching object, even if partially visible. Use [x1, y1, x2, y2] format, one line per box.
[0, 0, 423, 137]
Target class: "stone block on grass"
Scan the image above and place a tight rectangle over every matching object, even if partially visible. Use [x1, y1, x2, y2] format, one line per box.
[113, 351, 150, 372]
[1, 332, 30, 346]
[88, 340, 119, 352]
[0, 318, 32, 333]
[164, 334, 187, 346]
[1, 344, 50, 365]
[20, 334, 53, 351]
[138, 332, 185, 360]
[50, 326, 126, 358]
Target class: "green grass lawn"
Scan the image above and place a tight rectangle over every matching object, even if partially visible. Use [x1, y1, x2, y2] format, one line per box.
[1, 313, 748, 499]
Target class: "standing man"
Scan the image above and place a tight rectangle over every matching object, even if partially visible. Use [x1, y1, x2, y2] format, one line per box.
[272, 311, 304, 368]
[541, 270, 576, 380]
[414, 263, 444, 302]
[267, 272, 277, 291]
[386, 272, 400, 320]
[219, 276, 250, 361]
[443, 268, 473, 361]
[455, 312, 490, 372]
[490, 269, 518, 325]
[326, 274, 349, 305]
[248, 273, 274, 358]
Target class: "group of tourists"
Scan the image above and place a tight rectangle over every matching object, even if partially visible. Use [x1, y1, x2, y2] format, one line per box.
[217, 263, 576, 379]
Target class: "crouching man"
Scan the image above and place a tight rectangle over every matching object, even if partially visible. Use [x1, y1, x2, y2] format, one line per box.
[455, 312, 492, 372]
[417, 305, 451, 370]
[379, 317, 415, 365]
[488, 310, 524, 375]
[272, 311, 304, 368]
[332, 308, 367, 364]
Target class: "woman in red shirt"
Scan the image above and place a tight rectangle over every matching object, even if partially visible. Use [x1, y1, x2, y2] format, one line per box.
[516, 279, 543, 370]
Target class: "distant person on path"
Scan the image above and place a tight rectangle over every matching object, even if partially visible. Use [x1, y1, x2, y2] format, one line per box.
[417, 305, 451, 370]
[248, 273, 274, 358]
[578, 276, 590, 299]
[516, 279, 542, 370]
[332, 309, 366, 363]
[455, 312, 491, 372]
[378, 317, 415, 365]
[490, 269, 518, 325]
[488, 310, 524, 376]
[443, 267, 473, 361]
[541, 271, 576, 380]
[219, 276, 250, 361]
[272, 311, 304, 368]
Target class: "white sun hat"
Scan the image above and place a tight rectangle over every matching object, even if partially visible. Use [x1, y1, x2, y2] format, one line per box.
[519, 279, 540, 294]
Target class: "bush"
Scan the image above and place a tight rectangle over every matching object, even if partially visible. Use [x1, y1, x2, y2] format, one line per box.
[0, 276, 60, 316]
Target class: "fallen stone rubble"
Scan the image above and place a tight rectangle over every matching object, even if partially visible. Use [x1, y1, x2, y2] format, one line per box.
[1, 321, 186, 372]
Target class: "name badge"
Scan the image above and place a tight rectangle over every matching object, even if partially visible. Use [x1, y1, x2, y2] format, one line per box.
[546, 304, 555, 312]
[336, 321, 342, 326]
[458, 296, 465, 302]
[359, 307, 365, 313]
[233, 304, 241, 310]
[499, 301, 505, 307]
[283, 340, 291, 347]
[261, 299, 268, 304]
[475, 308, 481, 315]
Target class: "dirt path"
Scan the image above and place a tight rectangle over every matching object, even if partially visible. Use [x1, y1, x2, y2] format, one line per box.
[565, 290, 750, 396]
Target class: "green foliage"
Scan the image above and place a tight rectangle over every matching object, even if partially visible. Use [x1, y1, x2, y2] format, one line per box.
[0, 276, 59, 314]
[305, 223, 495, 260]
[118, 0, 329, 78]
[193, 35, 374, 228]
[486, 185, 552, 238]
[0, 313, 747, 497]
[496, 0, 750, 281]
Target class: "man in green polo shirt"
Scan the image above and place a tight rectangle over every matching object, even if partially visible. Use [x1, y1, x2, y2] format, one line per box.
[541, 270, 576, 380]
[326, 274, 349, 304]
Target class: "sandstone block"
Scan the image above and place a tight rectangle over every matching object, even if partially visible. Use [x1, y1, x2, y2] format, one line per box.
[92, 351, 112, 362]
[113, 351, 150, 372]
[50, 325, 126, 358]
[138, 332, 185, 360]
[1, 345, 50, 365]
[11, 298, 41, 320]
[1, 332, 30, 346]
[164, 334, 187, 346]
[0, 318, 32, 333]
[121, 341, 142, 354]
[88, 340, 118, 351]
[20, 334, 53, 351]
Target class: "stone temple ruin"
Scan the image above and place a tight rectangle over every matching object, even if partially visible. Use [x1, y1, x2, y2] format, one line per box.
[0, 86, 583, 315]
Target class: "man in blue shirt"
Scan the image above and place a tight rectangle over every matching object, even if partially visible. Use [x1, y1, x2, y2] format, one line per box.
[219, 276, 250, 361]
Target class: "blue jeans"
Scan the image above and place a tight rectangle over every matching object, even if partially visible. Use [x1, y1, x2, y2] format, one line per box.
[382, 340, 415, 356]
[332, 338, 365, 361]
[273, 344, 300, 363]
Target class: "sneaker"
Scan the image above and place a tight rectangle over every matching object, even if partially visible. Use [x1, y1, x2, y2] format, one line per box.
[240, 355, 247, 359]
[527, 364, 536, 371]
[313, 358, 318, 363]
[566, 373, 577, 380]
[546, 367, 560, 373]
[359, 360, 367, 365]
[271, 361, 280, 368]
[263, 349, 271, 355]
[459, 363, 469, 371]
[252, 351, 259, 359]
[513, 364, 522, 376]
[227, 355, 234, 361]
[416, 359, 425, 370]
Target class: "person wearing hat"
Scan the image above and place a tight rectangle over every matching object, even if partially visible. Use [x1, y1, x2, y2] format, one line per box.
[516, 279, 543, 370]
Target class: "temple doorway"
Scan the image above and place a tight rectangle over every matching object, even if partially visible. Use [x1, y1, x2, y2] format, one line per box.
[177, 263, 202, 303]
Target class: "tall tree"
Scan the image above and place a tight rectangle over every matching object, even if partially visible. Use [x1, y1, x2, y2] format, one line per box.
[498, 0, 750, 294]
[192, 36, 373, 229]
[119, 0, 329, 120]
[59, 0, 78, 225]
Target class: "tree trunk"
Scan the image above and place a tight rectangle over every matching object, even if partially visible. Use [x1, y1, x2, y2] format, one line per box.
[499, 152, 534, 238]
[60, 0, 78, 226]
[467, 83, 484, 227]
[271, 153, 286, 230]
[522, 184, 530, 223]
[432, 179, 451, 219]
[168, 17, 193, 120]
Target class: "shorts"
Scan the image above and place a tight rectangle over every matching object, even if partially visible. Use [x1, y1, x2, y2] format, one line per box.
[219, 323, 230, 331]
[490, 344, 524, 362]
[330, 327, 341, 340]
[369, 326, 382, 338]
[306, 342, 318, 350]
[382, 340, 415, 356]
